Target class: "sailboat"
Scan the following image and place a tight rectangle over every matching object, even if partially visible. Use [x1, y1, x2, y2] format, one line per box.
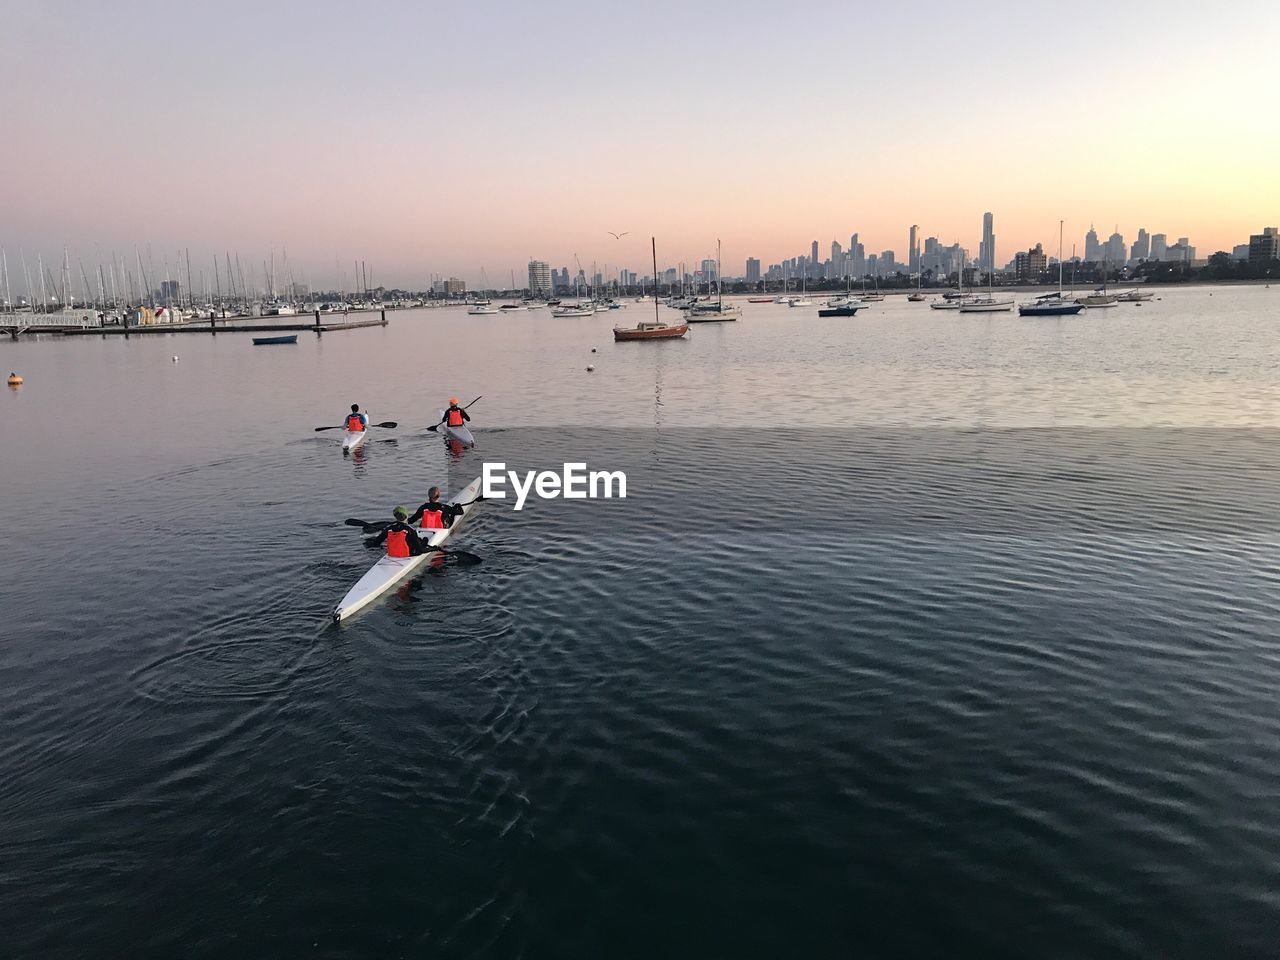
[774, 263, 792, 303]
[684, 240, 740, 322]
[908, 268, 926, 302]
[823, 271, 863, 313]
[929, 264, 967, 310]
[1019, 222, 1086, 316]
[614, 238, 689, 341]
[1074, 240, 1120, 307]
[959, 256, 1014, 312]
[860, 272, 885, 302]
[788, 267, 812, 307]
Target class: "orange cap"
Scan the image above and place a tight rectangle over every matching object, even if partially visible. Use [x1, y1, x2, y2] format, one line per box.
[449, 396, 459, 404]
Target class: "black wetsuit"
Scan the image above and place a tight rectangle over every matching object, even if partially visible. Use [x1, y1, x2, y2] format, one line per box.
[365, 521, 433, 556]
[440, 405, 471, 425]
[409, 500, 465, 529]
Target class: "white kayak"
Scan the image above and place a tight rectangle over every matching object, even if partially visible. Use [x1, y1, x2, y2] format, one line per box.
[342, 429, 368, 453]
[332, 475, 483, 622]
[437, 409, 475, 447]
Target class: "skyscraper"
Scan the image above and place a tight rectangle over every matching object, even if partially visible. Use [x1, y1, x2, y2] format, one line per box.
[746, 257, 761, 283]
[831, 240, 843, 278]
[978, 212, 995, 276]
[811, 240, 819, 274]
[1084, 225, 1101, 262]
[1105, 229, 1126, 266]
[527, 260, 551, 295]
[908, 224, 919, 274]
[1151, 233, 1168, 261]
[1131, 228, 1150, 263]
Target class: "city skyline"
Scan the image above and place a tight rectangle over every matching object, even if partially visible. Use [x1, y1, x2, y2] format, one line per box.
[4, 1, 1277, 288]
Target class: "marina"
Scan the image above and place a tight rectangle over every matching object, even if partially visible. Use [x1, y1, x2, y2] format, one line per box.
[5, 0, 1278, 955]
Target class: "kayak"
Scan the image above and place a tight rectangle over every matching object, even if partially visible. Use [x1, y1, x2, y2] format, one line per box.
[437, 409, 475, 447]
[342, 429, 368, 453]
[332, 476, 483, 622]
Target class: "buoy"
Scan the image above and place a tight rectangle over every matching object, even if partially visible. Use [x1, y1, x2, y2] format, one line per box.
[591, 348, 597, 353]
[586, 364, 595, 372]
[7, 372, 22, 386]
[172, 355, 179, 362]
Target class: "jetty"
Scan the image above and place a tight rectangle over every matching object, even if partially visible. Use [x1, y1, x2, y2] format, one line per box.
[8, 309, 392, 340]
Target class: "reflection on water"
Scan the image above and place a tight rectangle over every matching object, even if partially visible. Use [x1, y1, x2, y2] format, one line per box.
[2, 286, 1280, 958]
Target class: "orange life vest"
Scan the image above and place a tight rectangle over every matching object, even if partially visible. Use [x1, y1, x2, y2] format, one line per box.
[447, 407, 464, 427]
[420, 508, 444, 530]
[386, 528, 410, 558]
[345, 413, 365, 432]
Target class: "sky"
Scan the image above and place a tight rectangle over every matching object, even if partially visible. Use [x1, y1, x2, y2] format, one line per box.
[3, 0, 1278, 290]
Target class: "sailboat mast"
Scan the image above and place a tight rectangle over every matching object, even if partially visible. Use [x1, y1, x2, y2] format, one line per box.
[717, 239, 723, 307]
[652, 238, 660, 324]
[1058, 220, 1064, 296]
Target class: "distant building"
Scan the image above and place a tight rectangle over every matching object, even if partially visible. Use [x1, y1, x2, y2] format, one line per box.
[1084, 225, 1101, 262]
[880, 250, 896, 274]
[1232, 244, 1251, 261]
[745, 257, 761, 283]
[158, 280, 180, 304]
[1249, 227, 1279, 264]
[1166, 238, 1196, 263]
[699, 258, 717, 282]
[1131, 228, 1150, 263]
[978, 213, 995, 275]
[528, 260, 551, 295]
[1150, 233, 1168, 261]
[909, 224, 920, 274]
[849, 234, 865, 277]
[1014, 243, 1047, 281]
[810, 240, 819, 275]
[431, 277, 466, 295]
[1105, 229, 1126, 266]
[830, 241, 843, 279]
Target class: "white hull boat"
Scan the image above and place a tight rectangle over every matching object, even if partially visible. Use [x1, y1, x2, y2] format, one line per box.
[332, 476, 484, 621]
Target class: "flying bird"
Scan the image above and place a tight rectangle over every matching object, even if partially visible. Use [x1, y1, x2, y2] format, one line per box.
[607, 231, 629, 240]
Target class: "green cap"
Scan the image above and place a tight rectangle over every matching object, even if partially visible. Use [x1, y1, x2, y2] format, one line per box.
[393, 506, 408, 520]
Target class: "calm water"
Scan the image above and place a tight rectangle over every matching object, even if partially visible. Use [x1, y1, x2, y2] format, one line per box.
[3, 286, 1280, 958]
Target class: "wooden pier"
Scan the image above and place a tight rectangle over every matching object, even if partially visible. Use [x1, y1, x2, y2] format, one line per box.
[50, 309, 390, 338]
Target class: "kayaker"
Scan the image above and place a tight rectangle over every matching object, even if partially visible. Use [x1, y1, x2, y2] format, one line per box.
[440, 398, 470, 430]
[345, 404, 368, 432]
[365, 507, 434, 557]
[409, 485, 470, 530]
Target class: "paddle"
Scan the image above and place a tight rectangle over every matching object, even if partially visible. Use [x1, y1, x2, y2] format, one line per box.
[426, 396, 482, 432]
[344, 498, 486, 533]
[316, 420, 398, 432]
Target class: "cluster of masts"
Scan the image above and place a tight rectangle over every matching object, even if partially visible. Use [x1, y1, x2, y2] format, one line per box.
[0, 247, 385, 316]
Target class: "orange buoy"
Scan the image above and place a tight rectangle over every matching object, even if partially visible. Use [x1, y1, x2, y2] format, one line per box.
[6, 372, 22, 386]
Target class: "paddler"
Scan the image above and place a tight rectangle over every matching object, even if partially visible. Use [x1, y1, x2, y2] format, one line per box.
[440, 397, 470, 431]
[365, 507, 434, 557]
[409, 485, 469, 530]
[344, 403, 368, 433]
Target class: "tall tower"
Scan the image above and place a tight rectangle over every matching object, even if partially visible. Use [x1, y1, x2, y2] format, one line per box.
[811, 240, 819, 277]
[979, 212, 995, 275]
[909, 224, 919, 274]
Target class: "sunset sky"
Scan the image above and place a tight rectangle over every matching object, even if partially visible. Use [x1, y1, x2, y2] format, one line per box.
[4, 0, 1277, 289]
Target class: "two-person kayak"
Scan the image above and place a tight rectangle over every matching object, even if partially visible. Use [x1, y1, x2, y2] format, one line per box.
[332, 476, 483, 621]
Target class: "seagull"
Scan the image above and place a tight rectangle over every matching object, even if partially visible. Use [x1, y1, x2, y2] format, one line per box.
[607, 231, 629, 240]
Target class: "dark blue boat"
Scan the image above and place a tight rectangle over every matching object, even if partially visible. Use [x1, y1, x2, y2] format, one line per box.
[252, 335, 299, 345]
